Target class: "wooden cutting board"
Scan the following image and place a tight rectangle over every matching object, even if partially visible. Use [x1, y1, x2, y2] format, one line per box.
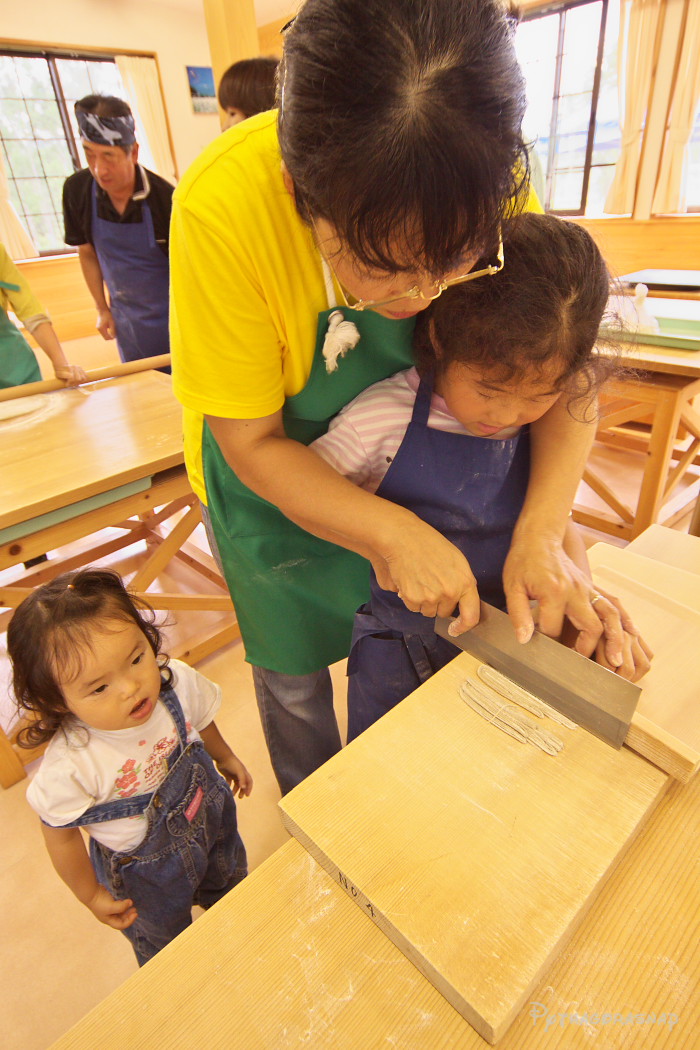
[588, 544, 700, 781]
[280, 653, 667, 1043]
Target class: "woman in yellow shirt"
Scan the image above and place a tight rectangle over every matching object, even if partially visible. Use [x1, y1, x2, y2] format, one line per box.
[0, 242, 86, 389]
[172, 0, 629, 795]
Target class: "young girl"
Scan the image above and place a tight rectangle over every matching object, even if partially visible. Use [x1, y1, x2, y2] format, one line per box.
[311, 213, 652, 739]
[8, 569, 251, 966]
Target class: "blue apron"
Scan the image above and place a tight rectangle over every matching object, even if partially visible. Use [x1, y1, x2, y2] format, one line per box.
[346, 373, 530, 740]
[91, 180, 170, 366]
[61, 682, 246, 966]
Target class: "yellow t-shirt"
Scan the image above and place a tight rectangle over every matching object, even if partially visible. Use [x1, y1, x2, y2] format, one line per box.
[171, 110, 543, 501]
[171, 110, 330, 501]
[0, 243, 48, 329]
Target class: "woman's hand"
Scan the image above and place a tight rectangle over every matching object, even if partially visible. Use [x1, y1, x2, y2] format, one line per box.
[372, 514, 480, 632]
[503, 534, 627, 665]
[54, 363, 88, 386]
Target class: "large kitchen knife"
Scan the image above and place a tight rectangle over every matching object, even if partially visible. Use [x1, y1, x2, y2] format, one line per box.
[435, 602, 641, 749]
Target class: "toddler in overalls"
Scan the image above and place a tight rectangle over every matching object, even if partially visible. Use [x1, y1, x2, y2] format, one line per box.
[312, 213, 652, 739]
[9, 568, 251, 966]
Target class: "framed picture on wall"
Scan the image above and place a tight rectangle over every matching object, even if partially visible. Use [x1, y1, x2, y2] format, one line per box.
[186, 66, 217, 114]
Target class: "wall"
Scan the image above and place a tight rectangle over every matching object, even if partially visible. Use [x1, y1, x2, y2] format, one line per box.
[575, 217, 700, 281]
[2, 0, 221, 180]
[258, 13, 291, 55]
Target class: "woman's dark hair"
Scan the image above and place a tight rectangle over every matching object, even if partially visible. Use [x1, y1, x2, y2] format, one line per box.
[8, 568, 170, 749]
[414, 212, 616, 414]
[278, 0, 529, 274]
[218, 56, 279, 117]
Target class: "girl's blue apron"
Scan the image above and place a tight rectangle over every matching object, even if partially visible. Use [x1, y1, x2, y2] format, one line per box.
[60, 682, 246, 966]
[91, 181, 170, 365]
[203, 305, 415, 675]
[0, 279, 41, 388]
[346, 373, 530, 740]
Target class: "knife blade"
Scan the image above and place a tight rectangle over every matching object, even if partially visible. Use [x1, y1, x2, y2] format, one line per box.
[435, 602, 641, 749]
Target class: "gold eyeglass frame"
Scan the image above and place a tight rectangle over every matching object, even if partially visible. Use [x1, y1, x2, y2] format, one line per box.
[347, 237, 505, 312]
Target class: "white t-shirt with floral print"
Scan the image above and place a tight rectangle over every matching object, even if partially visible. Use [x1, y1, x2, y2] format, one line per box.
[26, 660, 221, 851]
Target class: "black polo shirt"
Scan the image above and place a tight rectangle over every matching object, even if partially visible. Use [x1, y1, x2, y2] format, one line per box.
[62, 165, 174, 257]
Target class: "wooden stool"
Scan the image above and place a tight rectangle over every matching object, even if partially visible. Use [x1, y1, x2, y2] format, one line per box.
[573, 371, 700, 540]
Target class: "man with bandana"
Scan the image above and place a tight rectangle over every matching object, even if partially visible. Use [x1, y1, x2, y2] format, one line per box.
[62, 95, 173, 366]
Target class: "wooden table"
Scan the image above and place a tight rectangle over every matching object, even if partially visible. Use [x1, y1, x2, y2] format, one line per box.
[0, 371, 239, 788]
[574, 338, 700, 539]
[48, 528, 700, 1049]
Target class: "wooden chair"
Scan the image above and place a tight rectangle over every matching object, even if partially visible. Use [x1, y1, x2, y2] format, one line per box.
[573, 370, 700, 540]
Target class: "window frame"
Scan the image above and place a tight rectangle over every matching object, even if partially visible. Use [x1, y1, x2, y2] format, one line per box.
[520, 0, 612, 217]
[0, 44, 132, 257]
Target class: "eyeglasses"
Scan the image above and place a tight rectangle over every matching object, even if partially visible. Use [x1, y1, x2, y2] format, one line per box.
[348, 237, 505, 313]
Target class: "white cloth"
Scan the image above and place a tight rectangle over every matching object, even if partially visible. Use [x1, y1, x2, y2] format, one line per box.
[26, 661, 221, 851]
[311, 367, 519, 492]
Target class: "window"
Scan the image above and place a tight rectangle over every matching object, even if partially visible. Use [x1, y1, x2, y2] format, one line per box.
[0, 49, 126, 255]
[687, 101, 700, 212]
[514, 0, 621, 217]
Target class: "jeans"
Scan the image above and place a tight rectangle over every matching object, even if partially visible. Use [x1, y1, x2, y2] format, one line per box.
[71, 686, 247, 967]
[252, 665, 342, 795]
[90, 743, 247, 966]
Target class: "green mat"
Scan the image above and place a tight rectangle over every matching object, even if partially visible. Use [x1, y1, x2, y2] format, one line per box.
[600, 315, 700, 352]
[2, 476, 152, 544]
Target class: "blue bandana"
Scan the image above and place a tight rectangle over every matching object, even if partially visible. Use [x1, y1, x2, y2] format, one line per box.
[76, 110, 136, 147]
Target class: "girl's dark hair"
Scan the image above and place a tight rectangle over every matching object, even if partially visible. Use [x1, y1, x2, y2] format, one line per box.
[218, 56, 279, 117]
[8, 569, 170, 750]
[278, 0, 529, 274]
[414, 212, 616, 414]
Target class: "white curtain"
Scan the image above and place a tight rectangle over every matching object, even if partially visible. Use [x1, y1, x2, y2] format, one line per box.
[0, 147, 38, 260]
[115, 55, 177, 185]
[651, 0, 700, 214]
[605, 0, 663, 215]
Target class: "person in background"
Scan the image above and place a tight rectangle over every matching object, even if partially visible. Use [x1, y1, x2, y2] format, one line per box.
[171, 0, 630, 798]
[311, 213, 653, 738]
[62, 95, 173, 367]
[218, 56, 279, 130]
[9, 568, 251, 966]
[0, 241, 86, 389]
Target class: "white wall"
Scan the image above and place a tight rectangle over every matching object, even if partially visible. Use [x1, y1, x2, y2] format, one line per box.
[2, 0, 224, 177]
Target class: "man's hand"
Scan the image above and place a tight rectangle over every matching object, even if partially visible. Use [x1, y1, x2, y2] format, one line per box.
[96, 307, 116, 340]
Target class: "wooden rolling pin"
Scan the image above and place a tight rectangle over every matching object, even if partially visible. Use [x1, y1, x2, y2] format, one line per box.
[0, 354, 171, 402]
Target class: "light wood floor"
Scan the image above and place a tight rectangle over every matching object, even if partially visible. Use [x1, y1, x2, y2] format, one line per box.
[0, 335, 695, 1049]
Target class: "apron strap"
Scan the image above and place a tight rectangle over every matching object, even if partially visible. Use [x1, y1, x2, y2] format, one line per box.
[412, 372, 435, 428]
[320, 257, 338, 310]
[403, 632, 438, 684]
[55, 681, 189, 829]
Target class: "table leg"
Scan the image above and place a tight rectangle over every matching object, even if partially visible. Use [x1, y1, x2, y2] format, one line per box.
[631, 389, 684, 538]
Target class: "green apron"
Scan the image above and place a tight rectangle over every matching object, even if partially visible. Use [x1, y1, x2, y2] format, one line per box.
[0, 280, 42, 389]
[203, 305, 415, 675]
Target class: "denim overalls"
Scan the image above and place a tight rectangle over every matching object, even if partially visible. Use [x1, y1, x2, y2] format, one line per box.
[347, 373, 530, 740]
[63, 682, 247, 966]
